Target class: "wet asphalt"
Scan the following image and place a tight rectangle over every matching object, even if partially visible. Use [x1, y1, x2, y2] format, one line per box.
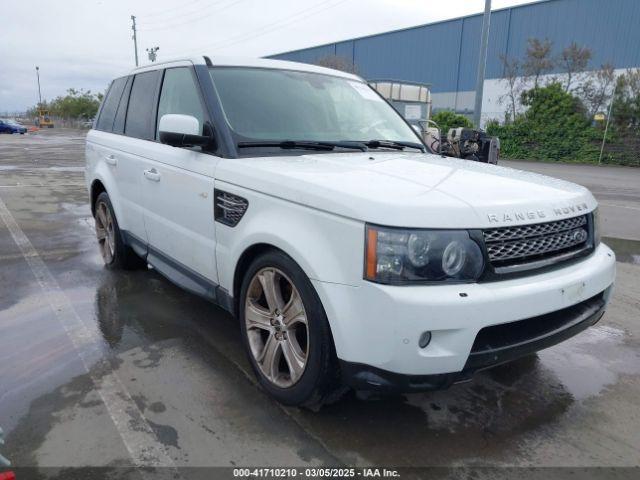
[0, 129, 639, 478]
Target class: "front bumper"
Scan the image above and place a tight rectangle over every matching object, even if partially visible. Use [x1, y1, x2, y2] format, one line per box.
[312, 243, 616, 391]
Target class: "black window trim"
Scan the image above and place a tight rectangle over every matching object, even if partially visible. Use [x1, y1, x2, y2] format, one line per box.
[94, 61, 235, 158]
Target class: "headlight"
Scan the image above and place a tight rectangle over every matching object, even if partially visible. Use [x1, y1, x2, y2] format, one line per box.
[365, 225, 484, 284]
[592, 208, 601, 246]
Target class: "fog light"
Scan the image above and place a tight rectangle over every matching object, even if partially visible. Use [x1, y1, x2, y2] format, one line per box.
[419, 331, 432, 348]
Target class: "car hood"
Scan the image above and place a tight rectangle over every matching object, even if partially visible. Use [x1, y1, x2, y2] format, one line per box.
[216, 151, 596, 228]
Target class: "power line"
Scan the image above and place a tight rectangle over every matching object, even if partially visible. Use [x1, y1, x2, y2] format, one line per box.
[161, 0, 348, 57]
[137, 0, 234, 26]
[206, 0, 349, 51]
[138, 0, 211, 19]
[137, 0, 246, 31]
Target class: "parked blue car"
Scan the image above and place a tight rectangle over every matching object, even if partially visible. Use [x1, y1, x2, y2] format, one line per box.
[0, 119, 27, 134]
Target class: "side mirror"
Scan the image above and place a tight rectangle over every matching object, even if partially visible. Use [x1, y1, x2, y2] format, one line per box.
[159, 114, 214, 148]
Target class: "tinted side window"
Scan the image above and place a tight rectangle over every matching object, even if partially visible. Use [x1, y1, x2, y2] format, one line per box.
[112, 76, 133, 134]
[96, 77, 127, 132]
[125, 71, 161, 140]
[156, 67, 206, 138]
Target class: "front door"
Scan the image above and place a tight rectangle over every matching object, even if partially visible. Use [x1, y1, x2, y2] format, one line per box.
[140, 67, 220, 294]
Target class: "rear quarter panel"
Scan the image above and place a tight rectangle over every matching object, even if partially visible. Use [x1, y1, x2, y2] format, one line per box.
[85, 130, 126, 228]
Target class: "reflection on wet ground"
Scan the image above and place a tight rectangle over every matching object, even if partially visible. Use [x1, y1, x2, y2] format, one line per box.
[1, 130, 640, 471]
[603, 236, 640, 265]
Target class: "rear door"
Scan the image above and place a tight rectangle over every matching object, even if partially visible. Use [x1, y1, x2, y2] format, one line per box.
[89, 75, 149, 251]
[140, 66, 221, 291]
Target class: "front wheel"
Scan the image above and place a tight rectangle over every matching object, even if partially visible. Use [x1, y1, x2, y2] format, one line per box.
[239, 251, 341, 408]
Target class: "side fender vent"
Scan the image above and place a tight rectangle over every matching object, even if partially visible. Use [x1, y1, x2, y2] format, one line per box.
[215, 190, 248, 227]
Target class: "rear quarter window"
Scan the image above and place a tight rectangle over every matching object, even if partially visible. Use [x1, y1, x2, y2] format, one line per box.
[96, 77, 127, 132]
[112, 76, 133, 134]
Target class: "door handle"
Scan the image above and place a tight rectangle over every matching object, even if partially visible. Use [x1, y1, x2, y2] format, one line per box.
[104, 154, 117, 166]
[143, 168, 161, 182]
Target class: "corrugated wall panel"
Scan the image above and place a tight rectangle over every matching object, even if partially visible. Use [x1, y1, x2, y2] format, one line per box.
[352, 19, 463, 91]
[335, 40, 354, 63]
[274, 44, 336, 63]
[485, 9, 512, 80]
[506, 0, 640, 71]
[269, 0, 640, 94]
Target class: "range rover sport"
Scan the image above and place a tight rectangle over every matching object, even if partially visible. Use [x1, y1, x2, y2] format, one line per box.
[86, 56, 616, 407]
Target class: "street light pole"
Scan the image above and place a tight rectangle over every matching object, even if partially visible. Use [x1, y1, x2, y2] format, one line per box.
[35, 66, 43, 108]
[473, 0, 492, 128]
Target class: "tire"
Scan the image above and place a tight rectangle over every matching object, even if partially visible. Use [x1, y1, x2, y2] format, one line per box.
[94, 192, 147, 270]
[239, 250, 342, 408]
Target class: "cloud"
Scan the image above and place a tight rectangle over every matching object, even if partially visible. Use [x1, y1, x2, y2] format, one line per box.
[0, 0, 534, 112]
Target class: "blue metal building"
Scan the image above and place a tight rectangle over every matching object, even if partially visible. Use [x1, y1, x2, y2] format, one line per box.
[268, 0, 640, 115]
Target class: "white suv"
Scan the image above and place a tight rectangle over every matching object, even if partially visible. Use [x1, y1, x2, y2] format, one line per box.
[86, 56, 616, 407]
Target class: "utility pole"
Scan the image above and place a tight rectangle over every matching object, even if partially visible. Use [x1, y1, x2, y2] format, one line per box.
[131, 15, 139, 67]
[598, 81, 617, 165]
[473, 0, 491, 128]
[147, 47, 160, 63]
[35, 66, 43, 108]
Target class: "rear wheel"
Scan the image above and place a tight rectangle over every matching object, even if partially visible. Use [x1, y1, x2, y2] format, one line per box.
[94, 192, 146, 270]
[239, 250, 342, 408]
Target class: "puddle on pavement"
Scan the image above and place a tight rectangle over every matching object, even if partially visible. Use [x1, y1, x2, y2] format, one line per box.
[537, 324, 640, 400]
[603, 236, 640, 265]
[293, 321, 640, 465]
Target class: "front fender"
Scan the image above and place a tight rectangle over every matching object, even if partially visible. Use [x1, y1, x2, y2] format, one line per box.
[215, 185, 365, 294]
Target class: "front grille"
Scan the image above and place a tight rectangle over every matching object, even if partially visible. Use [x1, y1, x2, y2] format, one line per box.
[483, 214, 590, 271]
[483, 216, 587, 242]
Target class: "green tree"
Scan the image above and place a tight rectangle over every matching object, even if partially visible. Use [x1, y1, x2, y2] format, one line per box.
[28, 88, 103, 120]
[523, 38, 555, 88]
[315, 55, 358, 74]
[431, 110, 473, 135]
[611, 69, 640, 131]
[559, 42, 591, 92]
[50, 88, 102, 120]
[578, 63, 615, 118]
[487, 82, 599, 162]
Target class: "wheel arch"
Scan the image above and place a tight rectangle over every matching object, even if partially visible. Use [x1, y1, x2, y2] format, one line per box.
[232, 243, 299, 317]
[88, 173, 126, 233]
[90, 179, 106, 216]
[232, 241, 341, 368]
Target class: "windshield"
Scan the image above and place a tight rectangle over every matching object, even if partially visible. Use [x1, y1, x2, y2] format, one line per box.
[209, 67, 420, 145]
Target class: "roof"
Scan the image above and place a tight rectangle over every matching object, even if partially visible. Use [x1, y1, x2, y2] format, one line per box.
[129, 55, 362, 81]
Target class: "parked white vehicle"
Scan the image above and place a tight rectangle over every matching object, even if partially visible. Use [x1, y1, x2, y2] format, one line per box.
[85, 56, 616, 407]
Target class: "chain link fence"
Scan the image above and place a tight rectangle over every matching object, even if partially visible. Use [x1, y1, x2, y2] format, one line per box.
[0, 112, 92, 130]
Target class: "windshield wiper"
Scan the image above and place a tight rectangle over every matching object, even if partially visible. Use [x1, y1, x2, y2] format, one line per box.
[364, 140, 425, 152]
[238, 140, 367, 152]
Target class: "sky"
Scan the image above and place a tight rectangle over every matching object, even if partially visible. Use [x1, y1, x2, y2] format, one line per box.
[0, 0, 535, 112]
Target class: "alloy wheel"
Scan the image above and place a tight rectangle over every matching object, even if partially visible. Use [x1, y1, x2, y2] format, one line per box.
[95, 201, 115, 264]
[244, 267, 309, 388]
